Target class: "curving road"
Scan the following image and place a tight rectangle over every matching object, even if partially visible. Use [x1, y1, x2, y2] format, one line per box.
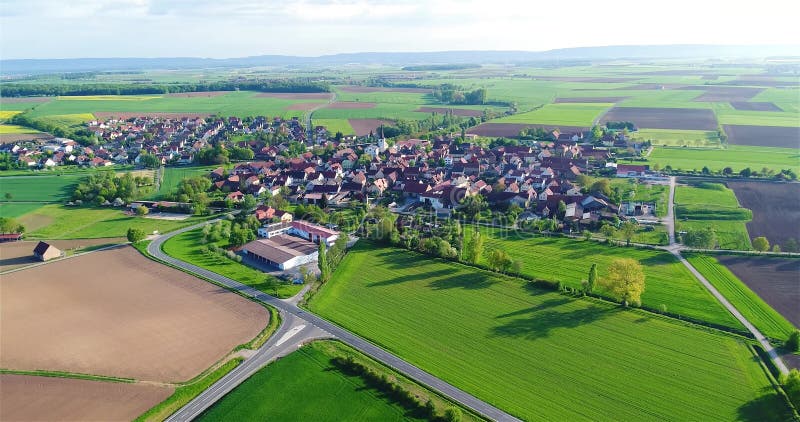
[148, 222, 521, 422]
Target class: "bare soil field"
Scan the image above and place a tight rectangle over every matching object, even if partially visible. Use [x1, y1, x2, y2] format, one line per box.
[717, 255, 800, 327]
[730, 78, 800, 87]
[285, 102, 323, 111]
[347, 119, 393, 136]
[0, 246, 268, 382]
[416, 106, 483, 116]
[701, 75, 720, 80]
[0, 97, 53, 104]
[0, 238, 126, 271]
[327, 101, 377, 109]
[0, 374, 172, 422]
[338, 85, 432, 94]
[254, 92, 333, 100]
[0, 133, 54, 142]
[723, 125, 800, 148]
[727, 181, 800, 247]
[531, 76, 637, 83]
[600, 107, 718, 130]
[165, 91, 229, 98]
[468, 123, 587, 137]
[554, 97, 628, 103]
[682, 86, 764, 102]
[729, 101, 783, 112]
[619, 83, 688, 90]
[93, 112, 211, 120]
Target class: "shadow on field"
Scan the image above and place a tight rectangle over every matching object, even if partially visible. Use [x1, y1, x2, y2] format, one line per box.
[427, 273, 496, 291]
[737, 391, 794, 422]
[367, 268, 452, 287]
[495, 297, 571, 319]
[490, 305, 617, 340]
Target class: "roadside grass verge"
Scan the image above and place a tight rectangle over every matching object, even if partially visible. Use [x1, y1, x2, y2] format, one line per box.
[467, 226, 743, 330]
[308, 243, 791, 421]
[685, 254, 796, 341]
[0, 369, 134, 384]
[197, 340, 480, 422]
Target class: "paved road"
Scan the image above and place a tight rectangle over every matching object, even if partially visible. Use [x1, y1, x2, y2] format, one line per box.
[148, 222, 521, 422]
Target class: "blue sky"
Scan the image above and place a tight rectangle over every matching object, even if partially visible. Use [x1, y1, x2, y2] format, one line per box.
[1, 0, 798, 59]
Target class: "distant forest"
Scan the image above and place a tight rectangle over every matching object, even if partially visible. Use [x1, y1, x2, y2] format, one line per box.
[0, 79, 331, 97]
[401, 64, 481, 71]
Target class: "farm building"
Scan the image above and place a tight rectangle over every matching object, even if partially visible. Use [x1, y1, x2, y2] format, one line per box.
[0, 233, 22, 242]
[616, 164, 649, 178]
[257, 220, 339, 247]
[241, 235, 318, 270]
[33, 241, 62, 261]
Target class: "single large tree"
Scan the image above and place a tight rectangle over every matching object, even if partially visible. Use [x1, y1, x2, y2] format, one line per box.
[126, 227, 146, 243]
[318, 241, 329, 283]
[620, 221, 637, 246]
[587, 263, 598, 293]
[752, 236, 770, 252]
[601, 258, 645, 307]
[464, 230, 484, 264]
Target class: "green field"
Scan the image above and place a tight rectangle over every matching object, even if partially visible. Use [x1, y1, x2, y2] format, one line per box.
[634, 128, 721, 147]
[312, 102, 429, 120]
[467, 226, 743, 329]
[152, 165, 221, 199]
[0, 202, 44, 218]
[308, 244, 789, 421]
[686, 254, 796, 340]
[23, 91, 320, 121]
[0, 174, 84, 201]
[712, 103, 800, 127]
[21, 204, 206, 239]
[198, 341, 456, 422]
[161, 225, 303, 298]
[637, 145, 800, 174]
[675, 184, 752, 250]
[493, 103, 611, 126]
[311, 118, 356, 135]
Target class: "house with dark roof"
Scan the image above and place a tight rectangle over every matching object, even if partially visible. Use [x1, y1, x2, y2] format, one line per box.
[33, 241, 62, 261]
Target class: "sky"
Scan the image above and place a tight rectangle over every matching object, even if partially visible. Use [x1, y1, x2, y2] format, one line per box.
[1, 0, 799, 59]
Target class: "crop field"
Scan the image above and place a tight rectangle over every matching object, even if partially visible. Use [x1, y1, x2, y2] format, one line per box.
[713, 106, 800, 127]
[492, 103, 611, 126]
[0, 238, 125, 271]
[723, 125, 800, 148]
[675, 183, 752, 250]
[716, 255, 800, 328]
[729, 102, 783, 112]
[752, 88, 800, 113]
[21, 204, 207, 239]
[0, 375, 173, 422]
[640, 145, 800, 174]
[600, 107, 718, 130]
[311, 118, 355, 135]
[199, 342, 435, 422]
[161, 225, 303, 298]
[0, 246, 269, 382]
[0, 124, 40, 134]
[554, 96, 628, 103]
[308, 244, 789, 421]
[467, 123, 587, 137]
[348, 119, 393, 136]
[23, 91, 315, 120]
[686, 254, 795, 340]
[0, 110, 22, 120]
[312, 102, 429, 120]
[727, 181, 800, 249]
[0, 174, 84, 202]
[688, 86, 764, 102]
[467, 226, 742, 329]
[633, 129, 720, 147]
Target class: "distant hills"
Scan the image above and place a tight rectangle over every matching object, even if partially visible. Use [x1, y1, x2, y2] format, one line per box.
[2, 44, 799, 75]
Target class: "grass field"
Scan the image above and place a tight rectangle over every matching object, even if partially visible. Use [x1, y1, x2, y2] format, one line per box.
[467, 226, 743, 329]
[21, 204, 206, 239]
[308, 243, 789, 421]
[0, 124, 40, 134]
[634, 128, 721, 147]
[311, 118, 356, 135]
[312, 102, 428, 120]
[152, 165, 220, 199]
[0, 202, 44, 218]
[713, 104, 800, 127]
[675, 184, 752, 250]
[198, 341, 457, 422]
[493, 103, 611, 126]
[23, 91, 318, 120]
[0, 174, 84, 201]
[636, 145, 800, 174]
[161, 225, 303, 298]
[686, 254, 795, 341]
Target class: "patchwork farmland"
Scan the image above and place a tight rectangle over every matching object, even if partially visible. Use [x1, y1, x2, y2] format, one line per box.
[727, 181, 800, 248]
[600, 107, 718, 130]
[723, 124, 800, 148]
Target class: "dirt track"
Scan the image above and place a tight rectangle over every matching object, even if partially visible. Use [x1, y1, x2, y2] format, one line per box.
[0, 374, 172, 422]
[0, 246, 268, 382]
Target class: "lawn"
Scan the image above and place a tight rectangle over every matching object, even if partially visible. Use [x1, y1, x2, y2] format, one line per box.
[636, 145, 800, 174]
[198, 341, 470, 422]
[22, 204, 207, 239]
[675, 183, 752, 250]
[308, 244, 790, 421]
[686, 254, 796, 341]
[311, 118, 356, 135]
[160, 225, 303, 299]
[633, 128, 721, 147]
[492, 103, 611, 126]
[467, 226, 743, 329]
[0, 174, 85, 201]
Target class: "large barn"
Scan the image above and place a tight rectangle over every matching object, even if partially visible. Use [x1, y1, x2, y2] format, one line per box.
[241, 235, 318, 270]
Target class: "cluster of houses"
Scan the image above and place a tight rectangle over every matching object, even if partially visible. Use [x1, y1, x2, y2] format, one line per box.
[1, 115, 309, 168]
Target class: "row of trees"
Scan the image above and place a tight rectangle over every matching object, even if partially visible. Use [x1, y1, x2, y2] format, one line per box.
[317, 234, 349, 283]
[431, 84, 487, 105]
[1, 79, 331, 97]
[0, 217, 25, 234]
[10, 113, 98, 146]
